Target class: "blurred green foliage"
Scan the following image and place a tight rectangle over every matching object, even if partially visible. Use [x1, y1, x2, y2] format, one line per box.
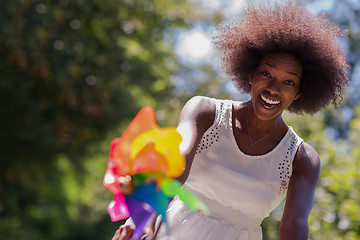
[0, 0, 202, 239]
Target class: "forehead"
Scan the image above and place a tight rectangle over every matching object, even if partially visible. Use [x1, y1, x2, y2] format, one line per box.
[259, 52, 303, 75]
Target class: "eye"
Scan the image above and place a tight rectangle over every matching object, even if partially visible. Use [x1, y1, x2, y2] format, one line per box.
[261, 71, 271, 78]
[284, 80, 295, 86]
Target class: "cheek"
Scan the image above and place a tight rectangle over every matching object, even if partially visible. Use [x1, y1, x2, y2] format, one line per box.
[285, 90, 299, 101]
[251, 79, 266, 89]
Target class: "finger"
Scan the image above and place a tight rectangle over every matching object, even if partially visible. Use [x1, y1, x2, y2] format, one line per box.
[111, 228, 121, 240]
[119, 225, 134, 240]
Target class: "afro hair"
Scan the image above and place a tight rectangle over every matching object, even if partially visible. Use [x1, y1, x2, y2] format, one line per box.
[212, 0, 349, 114]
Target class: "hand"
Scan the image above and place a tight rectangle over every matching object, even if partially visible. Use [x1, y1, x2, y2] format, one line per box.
[112, 225, 134, 240]
[111, 214, 160, 240]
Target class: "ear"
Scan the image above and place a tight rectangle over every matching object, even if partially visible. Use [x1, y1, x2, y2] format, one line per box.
[294, 92, 301, 100]
[248, 74, 253, 85]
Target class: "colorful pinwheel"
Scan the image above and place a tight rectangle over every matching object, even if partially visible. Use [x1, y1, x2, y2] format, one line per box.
[103, 106, 208, 239]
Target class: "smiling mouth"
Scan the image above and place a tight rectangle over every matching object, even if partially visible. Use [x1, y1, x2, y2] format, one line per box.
[261, 94, 280, 108]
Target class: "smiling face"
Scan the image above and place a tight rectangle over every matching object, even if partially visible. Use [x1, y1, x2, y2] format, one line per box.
[248, 52, 302, 121]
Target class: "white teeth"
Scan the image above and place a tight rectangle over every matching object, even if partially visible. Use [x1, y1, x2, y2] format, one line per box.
[261, 94, 280, 105]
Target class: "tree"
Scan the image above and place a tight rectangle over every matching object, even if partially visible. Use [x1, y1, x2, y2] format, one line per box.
[0, 0, 203, 239]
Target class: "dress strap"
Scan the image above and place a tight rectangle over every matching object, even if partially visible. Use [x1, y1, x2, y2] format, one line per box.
[195, 99, 232, 155]
[214, 99, 232, 127]
[288, 128, 303, 164]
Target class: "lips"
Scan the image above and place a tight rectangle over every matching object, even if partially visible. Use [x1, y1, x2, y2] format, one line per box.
[260, 93, 281, 109]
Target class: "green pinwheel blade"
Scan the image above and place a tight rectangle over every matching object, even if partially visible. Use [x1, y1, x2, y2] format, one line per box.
[160, 178, 209, 214]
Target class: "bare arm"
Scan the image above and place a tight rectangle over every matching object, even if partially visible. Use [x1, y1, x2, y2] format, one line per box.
[279, 142, 321, 240]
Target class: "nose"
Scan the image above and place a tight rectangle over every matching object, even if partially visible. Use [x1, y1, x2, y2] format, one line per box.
[266, 78, 281, 94]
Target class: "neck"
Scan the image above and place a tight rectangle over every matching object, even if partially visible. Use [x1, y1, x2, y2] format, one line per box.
[244, 101, 282, 134]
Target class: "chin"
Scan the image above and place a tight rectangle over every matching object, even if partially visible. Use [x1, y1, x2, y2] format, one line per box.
[254, 99, 284, 120]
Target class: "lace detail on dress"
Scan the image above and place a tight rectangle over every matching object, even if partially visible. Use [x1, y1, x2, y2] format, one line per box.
[278, 133, 297, 195]
[195, 101, 227, 155]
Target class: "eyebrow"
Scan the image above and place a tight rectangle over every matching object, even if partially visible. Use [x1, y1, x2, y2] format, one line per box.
[264, 62, 300, 78]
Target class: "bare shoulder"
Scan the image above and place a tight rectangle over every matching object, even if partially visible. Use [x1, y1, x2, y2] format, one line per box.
[178, 96, 217, 131]
[293, 142, 321, 183]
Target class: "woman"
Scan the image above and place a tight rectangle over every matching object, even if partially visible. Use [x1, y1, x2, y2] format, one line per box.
[113, 1, 349, 239]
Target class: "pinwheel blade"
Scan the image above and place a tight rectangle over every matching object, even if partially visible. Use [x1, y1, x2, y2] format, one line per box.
[107, 193, 130, 222]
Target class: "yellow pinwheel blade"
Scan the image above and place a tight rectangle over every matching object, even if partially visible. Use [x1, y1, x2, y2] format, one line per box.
[130, 127, 185, 177]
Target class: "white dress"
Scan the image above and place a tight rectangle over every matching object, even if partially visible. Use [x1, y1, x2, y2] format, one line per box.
[156, 99, 303, 240]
